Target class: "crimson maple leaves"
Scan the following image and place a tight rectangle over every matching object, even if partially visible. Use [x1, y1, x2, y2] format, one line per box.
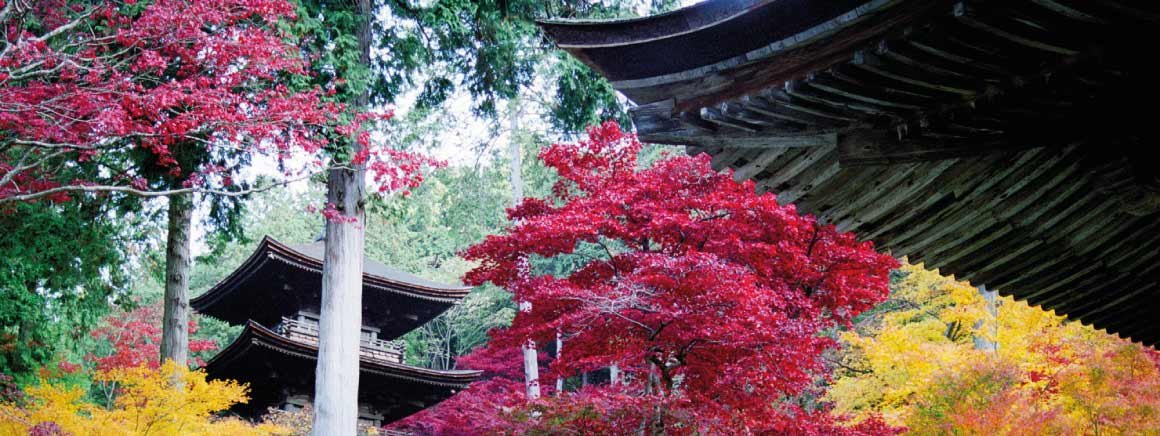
[398, 122, 899, 433]
[1, 0, 432, 203]
[86, 305, 216, 374]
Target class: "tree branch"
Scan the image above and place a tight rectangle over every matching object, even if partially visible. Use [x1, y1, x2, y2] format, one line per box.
[0, 173, 315, 203]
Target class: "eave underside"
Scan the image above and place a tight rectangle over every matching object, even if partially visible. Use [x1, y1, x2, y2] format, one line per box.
[192, 237, 465, 339]
[544, 0, 1160, 345]
[204, 323, 479, 422]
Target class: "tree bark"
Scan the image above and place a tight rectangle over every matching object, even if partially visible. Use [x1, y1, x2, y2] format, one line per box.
[311, 167, 365, 434]
[509, 98, 523, 208]
[310, 0, 370, 433]
[160, 192, 192, 370]
[973, 285, 999, 352]
[555, 331, 564, 393]
[523, 336, 541, 400]
[509, 97, 540, 401]
[610, 364, 621, 386]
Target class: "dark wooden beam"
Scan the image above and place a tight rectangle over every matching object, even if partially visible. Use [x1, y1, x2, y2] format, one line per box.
[835, 129, 1045, 166]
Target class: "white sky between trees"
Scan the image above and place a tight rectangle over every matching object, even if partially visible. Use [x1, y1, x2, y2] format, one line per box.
[187, 0, 701, 255]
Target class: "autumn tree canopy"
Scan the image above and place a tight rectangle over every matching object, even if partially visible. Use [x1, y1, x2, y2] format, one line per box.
[396, 122, 899, 433]
[827, 263, 1160, 433]
[0, 0, 431, 204]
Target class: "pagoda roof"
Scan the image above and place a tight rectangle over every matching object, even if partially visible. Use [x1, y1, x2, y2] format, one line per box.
[204, 321, 481, 421]
[541, 1, 1160, 346]
[192, 236, 470, 339]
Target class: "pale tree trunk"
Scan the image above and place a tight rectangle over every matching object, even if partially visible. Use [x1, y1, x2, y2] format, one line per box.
[310, 0, 370, 433]
[161, 192, 192, 371]
[523, 335, 541, 400]
[555, 332, 564, 393]
[610, 365, 620, 386]
[509, 98, 524, 206]
[973, 285, 999, 352]
[509, 98, 540, 401]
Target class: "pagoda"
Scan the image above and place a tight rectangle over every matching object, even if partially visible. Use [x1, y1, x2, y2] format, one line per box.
[192, 236, 481, 427]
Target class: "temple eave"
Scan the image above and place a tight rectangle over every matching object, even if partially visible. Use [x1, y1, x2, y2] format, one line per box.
[191, 236, 470, 338]
[539, 0, 1160, 346]
[204, 321, 480, 422]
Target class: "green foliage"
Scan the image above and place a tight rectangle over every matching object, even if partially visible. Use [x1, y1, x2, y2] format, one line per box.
[0, 200, 137, 380]
[360, 0, 678, 132]
[549, 54, 629, 133]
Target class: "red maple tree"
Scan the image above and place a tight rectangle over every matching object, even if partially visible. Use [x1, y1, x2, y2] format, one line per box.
[395, 122, 899, 434]
[1, 0, 432, 204]
[86, 304, 217, 373]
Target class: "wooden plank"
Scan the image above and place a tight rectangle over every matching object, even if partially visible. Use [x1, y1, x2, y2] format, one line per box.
[880, 148, 1058, 253]
[953, 2, 1082, 56]
[710, 147, 757, 172]
[774, 148, 842, 205]
[793, 164, 886, 225]
[876, 39, 1008, 82]
[1029, 0, 1111, 24]
[718, 102, 804, 129]
[740, 96, 848, 128]
[755, 146, 833, 197]
[700, 107, 762, 132]
[922, 155, 1086, 267]
[850, 50, 979, 96]
[835, 129, 1046, 166]
[835, 159, 958, 235]
[857, 152, 1004, 239]
[785, 80, 908, 120]
[761, 88, 865, 122]
[732, 147, 792, 182]
[806, 71, 929, 109]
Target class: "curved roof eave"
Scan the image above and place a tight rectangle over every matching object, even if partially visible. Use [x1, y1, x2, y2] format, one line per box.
[537, 0, 772, 48]
[539, 0, 921, 106]
[205, 321, 482, 388]
[192, 236, 471, 312]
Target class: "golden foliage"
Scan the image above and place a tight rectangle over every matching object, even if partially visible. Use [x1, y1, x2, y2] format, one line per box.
[827, 263, 1160, 434]
[0, 362, 285, 435]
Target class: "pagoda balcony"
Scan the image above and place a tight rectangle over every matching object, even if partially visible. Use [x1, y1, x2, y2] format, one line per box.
[275, 316, 406, 364]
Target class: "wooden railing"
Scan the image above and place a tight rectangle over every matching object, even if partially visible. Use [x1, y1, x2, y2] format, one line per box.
[276, 317, 405, 364]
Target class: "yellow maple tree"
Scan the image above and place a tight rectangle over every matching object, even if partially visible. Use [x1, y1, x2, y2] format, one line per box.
[0, 362, 285, 435]
[827, 263, 1160, 433]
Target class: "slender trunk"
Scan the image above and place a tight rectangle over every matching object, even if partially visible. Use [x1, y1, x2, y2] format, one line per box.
[610, 364, 620, 386]
[523, 337, 541, 400]
[510, 98, 540, 401]
[311, 0, 370, 433]
[161, 192, 192, 372]
[973, 285, 999, 352]
[509, 98, 523, 208]
[642, 361, 663, 435]
[555, 331, 564, 394]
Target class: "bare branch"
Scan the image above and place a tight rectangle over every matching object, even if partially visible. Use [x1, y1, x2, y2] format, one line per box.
[0, 172, 315, 203]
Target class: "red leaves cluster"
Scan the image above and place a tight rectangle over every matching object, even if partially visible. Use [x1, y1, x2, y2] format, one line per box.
[411, 122, 898, 432]
[86, 305, 216, 372]
[1, 0, 434, 204]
